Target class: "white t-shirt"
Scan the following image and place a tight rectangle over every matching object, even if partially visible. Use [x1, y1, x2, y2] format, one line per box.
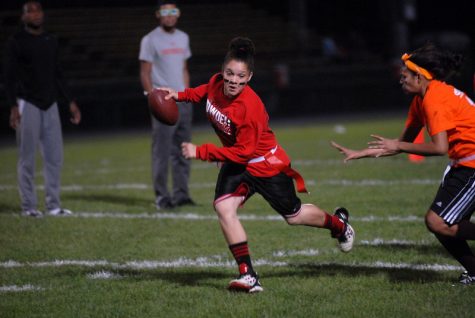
[139, 26, 191, 91]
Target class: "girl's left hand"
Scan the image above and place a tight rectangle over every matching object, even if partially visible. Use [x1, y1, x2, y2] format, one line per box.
[368, 134, 400, 153]
[181, 142, 197, 159]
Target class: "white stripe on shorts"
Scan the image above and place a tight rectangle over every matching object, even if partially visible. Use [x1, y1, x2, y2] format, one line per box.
[440, 171, 475, 224]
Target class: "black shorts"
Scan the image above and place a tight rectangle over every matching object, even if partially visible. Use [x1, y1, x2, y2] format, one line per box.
[214, 163, 302, 217]
[431, 165, 475, 225]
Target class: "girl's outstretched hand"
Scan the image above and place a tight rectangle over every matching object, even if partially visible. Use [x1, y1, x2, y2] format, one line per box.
[368, 134, 400, 153]
[331, 141, 388, 162]
[331, 141, 362, 162]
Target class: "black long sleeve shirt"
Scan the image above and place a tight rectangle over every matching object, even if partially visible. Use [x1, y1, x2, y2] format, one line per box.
[3, 28, 72, 110]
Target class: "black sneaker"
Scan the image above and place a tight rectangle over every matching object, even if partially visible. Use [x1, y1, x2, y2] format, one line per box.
[155, 197, 175, 210]
[333, 207, 355, 253]
[459, 271, 475, 285]
[175, 198, 196, 207]
[228, 263, 263, 293]
[48, 208, 73, 216]
[21, 209, 43, 218]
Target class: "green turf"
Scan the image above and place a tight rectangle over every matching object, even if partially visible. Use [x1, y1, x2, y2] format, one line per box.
[1, 116, 474, 318]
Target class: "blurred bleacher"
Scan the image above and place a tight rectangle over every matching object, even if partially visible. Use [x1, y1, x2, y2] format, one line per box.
[0, 2, 408, 134]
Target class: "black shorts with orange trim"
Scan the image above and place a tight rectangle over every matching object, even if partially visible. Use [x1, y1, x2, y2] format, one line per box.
[214, 162, 302, 217]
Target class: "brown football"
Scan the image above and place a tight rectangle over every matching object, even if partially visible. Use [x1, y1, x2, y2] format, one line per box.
[148, 89, 179, 125]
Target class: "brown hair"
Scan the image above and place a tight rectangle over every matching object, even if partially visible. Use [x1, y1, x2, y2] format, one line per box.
[223, 37, 255, 72]
[408, 42, 463, 81]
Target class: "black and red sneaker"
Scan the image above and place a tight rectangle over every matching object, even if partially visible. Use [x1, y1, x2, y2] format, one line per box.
[333, 207, 355, 253]
[228, 263, 263, 293]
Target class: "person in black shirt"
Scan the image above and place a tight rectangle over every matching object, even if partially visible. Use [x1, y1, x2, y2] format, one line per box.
[3, 1, 81, 217]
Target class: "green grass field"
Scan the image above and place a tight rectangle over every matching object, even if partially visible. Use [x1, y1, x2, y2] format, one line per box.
[1, 115, 474, 317]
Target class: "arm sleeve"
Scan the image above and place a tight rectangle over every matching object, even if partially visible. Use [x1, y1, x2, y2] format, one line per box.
[177, 84, 208, 103]
[139, 35, 154, 63]
[184, 34, 192, 60]
[3, 37, 19, 108]
[423, 94, 455, 136]
[54, 42, 73, 104]
[405, 97, 424, 128]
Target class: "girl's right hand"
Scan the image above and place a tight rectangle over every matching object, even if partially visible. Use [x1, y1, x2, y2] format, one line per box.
[156, 87, 178, 101]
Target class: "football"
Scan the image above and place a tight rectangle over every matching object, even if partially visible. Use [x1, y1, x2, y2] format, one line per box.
[148, 89, 179, 125]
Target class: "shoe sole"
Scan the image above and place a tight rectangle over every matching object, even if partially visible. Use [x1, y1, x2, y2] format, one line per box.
[228, 282, 264, 293]
[48, 211, 72, 216]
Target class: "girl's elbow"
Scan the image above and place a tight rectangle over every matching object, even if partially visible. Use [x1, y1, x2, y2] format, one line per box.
[435, 145, 448, 156]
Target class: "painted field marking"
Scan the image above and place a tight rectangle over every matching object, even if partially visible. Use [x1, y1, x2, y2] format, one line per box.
[87, 271, 124, 280]
[0, 285, 44, 292]
[66, 212, 426, 222]
[0, 178, 440, 192]
[0, 255, 463, 272]
[360, 238, 431, 246]
[2, 211, 426, 222]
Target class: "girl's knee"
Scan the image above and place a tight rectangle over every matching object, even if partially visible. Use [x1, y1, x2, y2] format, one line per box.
[285, 214, 301, 225]
[425, 212, 442, 233]
[425, 211, 456, 236]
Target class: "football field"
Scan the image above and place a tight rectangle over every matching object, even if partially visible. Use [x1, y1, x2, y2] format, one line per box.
[1, 115, 474, 317]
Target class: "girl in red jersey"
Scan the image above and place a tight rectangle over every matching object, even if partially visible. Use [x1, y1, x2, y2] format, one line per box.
[159, 37, 355, 293]
[332, 43, 475, 285]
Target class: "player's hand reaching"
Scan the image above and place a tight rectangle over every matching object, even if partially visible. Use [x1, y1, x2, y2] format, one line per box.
[157, 87, 178, 101]
[331, 141, 364, 162]
[367, 134, 400, 153]
[181, 142, 197, 159]
[331, 141, 389, 162]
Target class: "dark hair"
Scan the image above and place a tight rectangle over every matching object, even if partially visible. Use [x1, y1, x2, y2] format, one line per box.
[223, 37, 255, 72]
[408, 42, 463, 80]
[22, 1, 42, 13]
[157, 0, 178, 8]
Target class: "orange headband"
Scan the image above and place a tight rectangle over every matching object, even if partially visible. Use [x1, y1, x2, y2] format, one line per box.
[401, 53, 433, 80]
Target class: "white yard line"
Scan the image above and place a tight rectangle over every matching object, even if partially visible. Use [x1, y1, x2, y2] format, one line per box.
[360, 238, 431, 246]
[273, 249, 323, 257]
[87, 270, 124, 280]
[0, 247, 462, 291]
[0, 257, 462, 272]
[0, 284, 44, 292]
[68, 212, 424, 222]
[0, 257, 285, 269]
[2, 210, 425, 222]
[0, 178, 440, 192]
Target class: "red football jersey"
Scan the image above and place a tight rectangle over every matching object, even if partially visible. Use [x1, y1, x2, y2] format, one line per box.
[177, 73, 291, 177]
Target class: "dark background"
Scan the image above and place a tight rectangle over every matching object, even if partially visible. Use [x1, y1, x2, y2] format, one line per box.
[1, 0, 473, 137]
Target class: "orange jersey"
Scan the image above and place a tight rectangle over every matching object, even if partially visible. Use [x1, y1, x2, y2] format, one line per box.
[406, 80, 475, 168]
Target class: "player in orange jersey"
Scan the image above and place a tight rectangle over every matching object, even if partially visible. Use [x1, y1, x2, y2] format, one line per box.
[332, 43, 475, 285]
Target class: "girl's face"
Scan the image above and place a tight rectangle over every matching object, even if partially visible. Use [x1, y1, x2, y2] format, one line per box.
[222, 60, 253, 98]
[399, 66, 421, 95]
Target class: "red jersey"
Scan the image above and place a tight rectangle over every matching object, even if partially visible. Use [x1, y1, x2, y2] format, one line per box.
[405, 80, 475, 168]
[177, 73, 291, 177]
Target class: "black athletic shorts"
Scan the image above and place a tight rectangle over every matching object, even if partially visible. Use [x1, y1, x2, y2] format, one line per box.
[431, 165, 475, 225]
[214, 162, 302, 217]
